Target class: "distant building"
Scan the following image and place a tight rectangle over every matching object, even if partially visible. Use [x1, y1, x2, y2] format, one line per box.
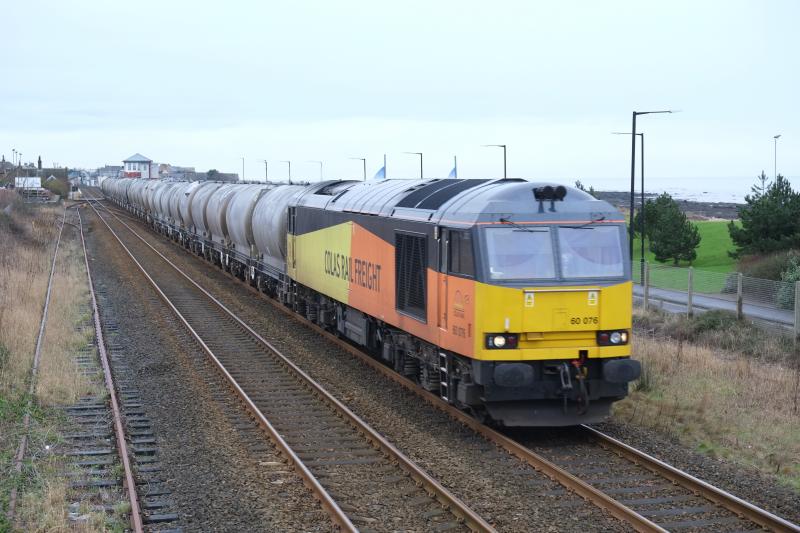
[123, 153, 155, 179]
[159, 163, 197, 180]
[15, 177, 42, 189]
[97, 165, 123, 178]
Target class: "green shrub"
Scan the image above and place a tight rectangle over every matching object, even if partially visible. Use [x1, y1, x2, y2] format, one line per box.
[777, 257, 800, 309]
[738, 250, 800, 281]
[43, 178, 69, 197]
[689, 309, 740, 334]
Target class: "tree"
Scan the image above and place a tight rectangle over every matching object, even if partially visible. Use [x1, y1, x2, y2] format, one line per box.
[574, 180, 598, 198]
[640, 193, 701, 264]
[728, 174, 800, 258]
[633, 193, 676, 241]
[751, 170, 770, 198]
[207, 169, 219, 180]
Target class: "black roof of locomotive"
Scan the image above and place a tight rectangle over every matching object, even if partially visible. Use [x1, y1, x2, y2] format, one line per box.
[294, 178, 623, 227]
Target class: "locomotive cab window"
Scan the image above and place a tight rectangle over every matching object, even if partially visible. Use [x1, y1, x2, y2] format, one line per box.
[447, 230, 475, 277]
[558, 225, 624, 279]
[484, 227, 556, 280]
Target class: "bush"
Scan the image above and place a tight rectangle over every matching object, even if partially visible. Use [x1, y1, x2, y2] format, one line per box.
[777, 257, 800, 309]
[633, 308, 794, 363]
[43, 178, 68, 197]
[738, 250, 800, 281]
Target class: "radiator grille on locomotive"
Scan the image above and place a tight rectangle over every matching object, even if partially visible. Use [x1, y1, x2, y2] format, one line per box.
[395, 232, 427, 320]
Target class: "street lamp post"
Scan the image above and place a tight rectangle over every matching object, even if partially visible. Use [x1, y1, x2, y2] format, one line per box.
[614, 132, 645, 276]
[307, 160, 323, 181]
[262, 160, 268, 182]
[241, 157, 245, 182]
[482, 144, 507, 179]
[349, 157, 366, 180]
[404, 152, 423, 179]
[281, 161, 292, 184]
[774, 134, 782, 180]
[628, 110, 674, 260]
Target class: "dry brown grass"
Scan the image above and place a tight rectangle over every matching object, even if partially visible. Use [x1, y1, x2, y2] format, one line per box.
[37, 233, 99, 406]
[15, 453, 107, 532]
[616, 322, 800, 489]
[0, 197, 63, 398]
[1, 200, 108, 531]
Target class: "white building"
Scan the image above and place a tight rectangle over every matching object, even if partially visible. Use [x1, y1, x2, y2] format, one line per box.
[123, 153, 155, 179]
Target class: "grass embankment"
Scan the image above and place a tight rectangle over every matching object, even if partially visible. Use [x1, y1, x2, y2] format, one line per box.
[0, 194, 109, 531]
[618, 308, 800, 490]
[632, 220, 739, 273]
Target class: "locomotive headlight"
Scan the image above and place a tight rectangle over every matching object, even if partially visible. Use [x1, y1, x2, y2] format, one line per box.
[486, 333, 518, 349]
[597, 330, 629, 346]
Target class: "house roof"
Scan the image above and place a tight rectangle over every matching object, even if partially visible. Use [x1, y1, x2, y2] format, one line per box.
[123, 153, 152, 163]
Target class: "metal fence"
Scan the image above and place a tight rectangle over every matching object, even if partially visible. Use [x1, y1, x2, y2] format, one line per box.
[631, 260, 800, 336]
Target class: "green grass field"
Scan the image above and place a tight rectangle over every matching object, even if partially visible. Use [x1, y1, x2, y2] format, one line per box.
[632, 220, 739, 273]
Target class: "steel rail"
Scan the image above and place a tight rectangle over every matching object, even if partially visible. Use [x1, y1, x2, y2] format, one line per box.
[77, 207, 145, 533]
[581, 425, 800, 533]
[84, 199, 358, 532]
[86, 199, 495, 532]
[90, 197, 662, 532]
[7, 208, 67, 523]
[231, 280, 668, 532]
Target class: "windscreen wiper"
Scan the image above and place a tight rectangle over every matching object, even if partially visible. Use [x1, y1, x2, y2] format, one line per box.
[498, 217, 548, 232]
[564, 214, 606, 229]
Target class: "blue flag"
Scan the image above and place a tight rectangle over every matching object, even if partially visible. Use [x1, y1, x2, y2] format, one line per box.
[448, 166, 457, 179]
[373, 166, 386, 180]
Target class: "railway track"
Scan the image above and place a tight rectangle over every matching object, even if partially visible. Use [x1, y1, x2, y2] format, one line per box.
[85, 198, 494, 532]
[6, 208, 67, 523]
[77, 207, 145, 532]
[89, 195, 800, 533]
[7, 207, 145, 532]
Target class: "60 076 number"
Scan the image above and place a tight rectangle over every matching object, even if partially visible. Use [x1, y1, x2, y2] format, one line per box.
[570, 316, 599, 325]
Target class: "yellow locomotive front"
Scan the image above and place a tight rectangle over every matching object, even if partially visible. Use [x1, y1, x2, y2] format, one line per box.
[474, 223, 632, 361]
[446, 185, 640, 426]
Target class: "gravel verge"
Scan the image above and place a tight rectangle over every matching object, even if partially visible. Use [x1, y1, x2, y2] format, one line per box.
[591, 419, 800, 525]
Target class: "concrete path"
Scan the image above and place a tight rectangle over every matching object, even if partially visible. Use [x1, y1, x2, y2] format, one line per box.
[633, 285, 794, 327]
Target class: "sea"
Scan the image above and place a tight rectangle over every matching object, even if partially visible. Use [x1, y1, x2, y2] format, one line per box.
[584, 175, 799, 204]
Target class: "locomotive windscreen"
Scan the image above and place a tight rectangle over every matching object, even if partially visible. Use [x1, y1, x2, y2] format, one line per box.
[558, 226, 624, 279]
[485, 227, 556, 280]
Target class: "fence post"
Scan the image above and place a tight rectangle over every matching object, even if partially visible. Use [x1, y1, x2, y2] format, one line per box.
[794, 281, 800, 341]
[736, 273, 743, 320]
[687, 267, 694, 317]
[643, 262, 650, 311]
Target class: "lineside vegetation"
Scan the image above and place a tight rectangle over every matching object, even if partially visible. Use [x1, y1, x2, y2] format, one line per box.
[0, 193, 109, 531]
[617, 308, 800, 490]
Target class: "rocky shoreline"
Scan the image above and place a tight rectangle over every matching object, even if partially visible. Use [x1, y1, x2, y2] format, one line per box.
[594, 191, 742, 220]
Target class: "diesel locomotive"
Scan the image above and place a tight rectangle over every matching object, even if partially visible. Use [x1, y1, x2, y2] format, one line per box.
[101, 176, 640, 426]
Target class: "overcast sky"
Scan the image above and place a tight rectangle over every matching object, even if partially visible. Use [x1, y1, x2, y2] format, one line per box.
[1, 0, 797, 193]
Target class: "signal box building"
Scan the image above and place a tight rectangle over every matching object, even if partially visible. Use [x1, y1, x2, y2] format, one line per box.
[123, 153, 154, 179]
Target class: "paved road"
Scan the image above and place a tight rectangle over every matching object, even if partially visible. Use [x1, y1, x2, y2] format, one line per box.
[633, 285, 794, 328]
